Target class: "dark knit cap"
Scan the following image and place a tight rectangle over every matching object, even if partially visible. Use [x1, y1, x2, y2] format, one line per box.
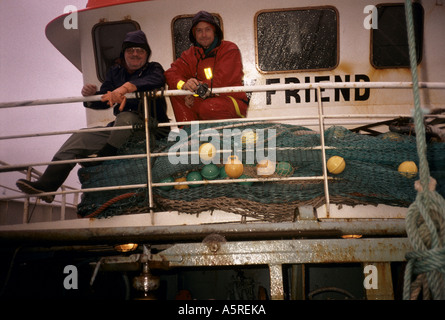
[121, 30, 151, 58]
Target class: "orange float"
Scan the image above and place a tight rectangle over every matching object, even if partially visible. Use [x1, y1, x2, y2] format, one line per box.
[224, 155, 244, 178]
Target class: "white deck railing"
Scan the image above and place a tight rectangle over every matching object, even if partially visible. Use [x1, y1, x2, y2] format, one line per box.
[1, 82, 444, 225]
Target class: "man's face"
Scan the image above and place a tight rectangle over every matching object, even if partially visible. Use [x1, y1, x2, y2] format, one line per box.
[124, 47, 148, 72]
[194, 21, 215, 49]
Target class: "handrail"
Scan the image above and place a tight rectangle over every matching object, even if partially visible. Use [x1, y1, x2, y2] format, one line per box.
[1, 82, 445, 223]
[1, 81, 445, 109]
[1, 113, 443, 142]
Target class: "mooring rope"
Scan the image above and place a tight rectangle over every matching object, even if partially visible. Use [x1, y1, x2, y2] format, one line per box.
[403, 0, 445, 300]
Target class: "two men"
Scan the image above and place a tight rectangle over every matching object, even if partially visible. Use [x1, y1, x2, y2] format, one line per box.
[16, 11, 248, 202]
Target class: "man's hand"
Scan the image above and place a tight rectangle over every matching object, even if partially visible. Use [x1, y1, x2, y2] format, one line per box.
[101, 82, 136, 111]
[81, 84, 98, 97]
[101, 90, 127, 110]
[182, 78, 200, 92]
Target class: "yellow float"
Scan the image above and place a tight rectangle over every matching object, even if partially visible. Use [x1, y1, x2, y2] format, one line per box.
[174, 177, 189, 190]
[398, 161, 418, 178]
[327, 156, 346, 174]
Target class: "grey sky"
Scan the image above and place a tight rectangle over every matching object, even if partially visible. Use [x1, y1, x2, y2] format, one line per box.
[0, 0, 88, 197]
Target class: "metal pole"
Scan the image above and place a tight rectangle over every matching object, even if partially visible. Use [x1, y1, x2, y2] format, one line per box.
[60, 185, 66, 221]
[22, 167, 32, 224]
[1, 183, 148, 202]
[0, 125, 134, 141]
[317, 87, 331, 218]
[0, 220, 409, 243]
[143, 93, 155, 223]
[0, 175, 331, 202]
[1, 82, 444, 109]
[0, 93, 134, 109]
[5, 112, 436, 141]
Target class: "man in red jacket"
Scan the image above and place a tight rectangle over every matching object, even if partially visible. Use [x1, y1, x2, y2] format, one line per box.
[165, 11, 249, 122]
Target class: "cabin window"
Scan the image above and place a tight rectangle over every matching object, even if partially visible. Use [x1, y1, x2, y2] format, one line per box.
[371, 3, 423, 68]
[171, 14, 223, 60]
[92, 21, 140, 82]
[255, 7, 338, 73]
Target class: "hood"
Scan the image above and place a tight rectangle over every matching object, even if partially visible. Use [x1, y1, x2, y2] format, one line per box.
[189, 11, 223, 46]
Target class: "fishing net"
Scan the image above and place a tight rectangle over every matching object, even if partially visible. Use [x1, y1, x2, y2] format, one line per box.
[76, 122, 445, 222]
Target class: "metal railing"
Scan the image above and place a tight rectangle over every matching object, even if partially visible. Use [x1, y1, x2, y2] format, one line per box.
[1, 81, 445, 225]
[0, 160, 79, 224]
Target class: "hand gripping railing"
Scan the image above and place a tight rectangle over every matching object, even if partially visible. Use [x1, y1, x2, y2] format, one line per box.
[1, 81, 445, 224]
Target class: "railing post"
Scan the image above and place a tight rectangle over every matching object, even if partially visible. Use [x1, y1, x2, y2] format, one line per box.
[143, 93, 155, 224]
[60, 186, 66, 221]
[317, 86, 331, 218]
[22, 167, 32, 224]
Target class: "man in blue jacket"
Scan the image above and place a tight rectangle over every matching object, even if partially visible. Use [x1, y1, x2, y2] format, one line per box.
[16, 30, 169, 203]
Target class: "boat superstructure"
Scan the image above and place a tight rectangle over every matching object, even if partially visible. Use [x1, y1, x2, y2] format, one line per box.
[0, 0, 444, 300]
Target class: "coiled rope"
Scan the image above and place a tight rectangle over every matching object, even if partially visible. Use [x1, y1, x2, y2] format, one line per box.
[403, 0, 445, 300]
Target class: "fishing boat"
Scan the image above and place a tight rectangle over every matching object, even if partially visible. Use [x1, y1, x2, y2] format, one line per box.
[0, 0, 444, 300]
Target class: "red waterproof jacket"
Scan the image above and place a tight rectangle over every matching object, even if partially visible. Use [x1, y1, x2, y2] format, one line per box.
[165, 40, 248, 122]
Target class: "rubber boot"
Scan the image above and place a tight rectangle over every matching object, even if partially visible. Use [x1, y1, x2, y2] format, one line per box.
[16, 158, 74, 203]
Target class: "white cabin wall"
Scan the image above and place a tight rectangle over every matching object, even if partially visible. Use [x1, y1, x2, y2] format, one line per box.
[77, 0, 445, 128]
[419, 3, 445, 109]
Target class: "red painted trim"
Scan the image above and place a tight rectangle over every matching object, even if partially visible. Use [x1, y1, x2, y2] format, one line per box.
[86, 0, 150, 9]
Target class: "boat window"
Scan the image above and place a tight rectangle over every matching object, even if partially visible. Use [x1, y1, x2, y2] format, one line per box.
[371, 3, 423, 68]
[255, 7, 338, 73]
[93, 21, 140, 82]
[171, 14, 223, 60]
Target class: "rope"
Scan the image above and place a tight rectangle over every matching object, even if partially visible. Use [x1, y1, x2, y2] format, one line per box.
[403, 0, 445, 300]
[85, 192, 137, 218]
